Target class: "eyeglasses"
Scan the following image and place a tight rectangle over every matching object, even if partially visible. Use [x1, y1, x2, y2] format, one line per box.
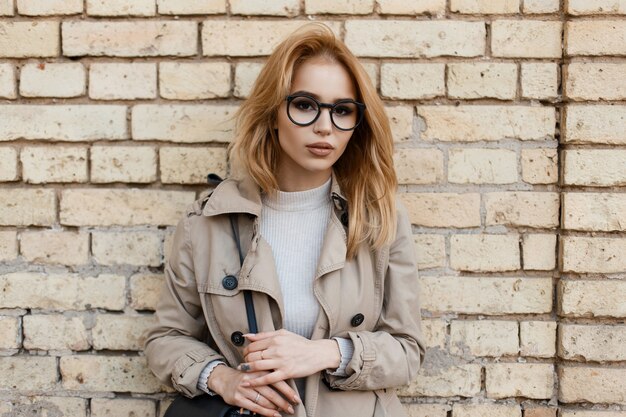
[285, 94, 366, 131]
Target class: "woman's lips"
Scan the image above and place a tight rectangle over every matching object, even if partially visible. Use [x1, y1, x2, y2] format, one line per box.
[306, 142, 334, 156]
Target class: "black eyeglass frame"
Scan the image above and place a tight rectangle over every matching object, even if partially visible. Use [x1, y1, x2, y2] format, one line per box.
[285, 94, 367, 131]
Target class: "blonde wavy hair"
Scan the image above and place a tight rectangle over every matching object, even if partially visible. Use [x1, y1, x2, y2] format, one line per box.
[229, 23, 398, 258]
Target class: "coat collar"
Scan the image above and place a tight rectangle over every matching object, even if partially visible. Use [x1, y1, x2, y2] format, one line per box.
[201, 171, 348, 218]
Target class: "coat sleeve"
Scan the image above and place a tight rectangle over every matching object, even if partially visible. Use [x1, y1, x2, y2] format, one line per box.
[144, 214, 226, 398]
[325, 201, 426, 391]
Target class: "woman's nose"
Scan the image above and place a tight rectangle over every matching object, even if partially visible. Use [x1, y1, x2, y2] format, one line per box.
[313, 108, 333, 135]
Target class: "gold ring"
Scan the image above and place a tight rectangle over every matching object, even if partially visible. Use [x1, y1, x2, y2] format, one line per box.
[254, 392, 261, 403]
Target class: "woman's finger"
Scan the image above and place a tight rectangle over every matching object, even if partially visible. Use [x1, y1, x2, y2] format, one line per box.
[237, 396, 281, 417]
[256, 385, 295, 414]
[244, 349, 265, 363]
[243, 330, 281, 341]
[242, 370, 286, 388]
[242, 337, 273, 356]
[247, 389, 280, 412]
[238, 359, 279, 373]
[272, 380, 301, 404]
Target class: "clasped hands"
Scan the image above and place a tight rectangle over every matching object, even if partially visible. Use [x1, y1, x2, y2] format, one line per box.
[209, 329, 340, 417]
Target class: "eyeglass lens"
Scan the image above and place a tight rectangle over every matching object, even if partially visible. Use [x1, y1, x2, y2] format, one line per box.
[288, 96, 360, 130]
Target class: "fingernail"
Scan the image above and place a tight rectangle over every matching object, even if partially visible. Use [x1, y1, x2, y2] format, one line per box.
[238, 363, 251, 371]
[274, 413, 281, 417]
[241, 381, 250, 387]
[293, 396, 300, 403]
[288, 406, 295, 414]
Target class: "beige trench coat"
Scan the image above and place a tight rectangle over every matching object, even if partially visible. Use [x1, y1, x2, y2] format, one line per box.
[144, 174, 426, 417]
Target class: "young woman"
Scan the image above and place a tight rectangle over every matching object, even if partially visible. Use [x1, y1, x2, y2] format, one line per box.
[144, 23, 425, 417]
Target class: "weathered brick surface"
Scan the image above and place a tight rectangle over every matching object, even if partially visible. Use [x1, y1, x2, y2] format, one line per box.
[568, 1, 626, 15]
[422, 319, 447, 349]
[86, 0, 156, 16]
[449, 148, 518, 184]
[377, 0, 446, 15]
[522, 234, 557, 271]
[0, 397, 87, 417]
[21, 146, 87, 183]
[159, 62, 230, 100]
[559, 324, 626, 362]
[521, 148, 558, 184]
[414, 234, 446, 269]
[92, 314, 156, 350]
[561, 236, 626, 273]
[400, 193, 480, 228]
[486, 363, 554, 399]
[418, 106, 555, 141]
[523, 0, 559, 13]
[394, 149, 444, 184]
[567, 21, 626, 56]
[386, 106, 414, 142]
[564, 105, 626, 144]
[0, 0, 13, 15]
[566, 63, 626, 100]
[89, 63, 156, 100]
[559, 279, 626, 318]
[17, 0, 82, 15]
[521, 63, 559, 99]
[20, 230, 89, 266]
[234, 62, 264, 98]
[305, 0, 373, 14]
[63, 21, 197, 57]
[157, 0, 225, 14]
[398, 364, 482, 397]
[405, 404, 450, 417]
[450, 320, 519, 357]
[0, 316, 19, 349]
[451, 0, 519, 14]
[559, 367, 626, 404]
[485, 192, 559, 228]
[381, 63, 445, 99]
[0, 356, 57, 390]
[0, 231, 17, 261]
[0, 146, 18, 181]
[60, 189, 194, 226]
[23, 315, 89, 351]
[0, 63, 16, 98]
[561, 412, 626, 417]
[91, 398, 155, 417]
[0, 105, 127, 141]
[520, 321, 557, 358]
[0, 273, 126, 311]
[131, 104, 237, 142]
[420, 276, 552, 314]
[60, 356, 162, 393]
[20, 62, 86, 98]
[130, 273, 163, 311]
[453, 403, 521, 417]
[0, 189, 55, 226]
[0, 22, 59, 57]
[563, 193, 626, 231]
[231, 0, 299, 16]
[90, 145, 157, 183]
[563, 149, 626, 186]
[524, 408, 557, 417]
[450, 234, 520, 271]
[92, 231, 161, 266]
[447, 62, 517, 99]
[160, 146, 228, 184]
[492, 20, 562, 58]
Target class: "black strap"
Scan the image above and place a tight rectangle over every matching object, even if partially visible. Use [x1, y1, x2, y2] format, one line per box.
[229, 214, 258, 335]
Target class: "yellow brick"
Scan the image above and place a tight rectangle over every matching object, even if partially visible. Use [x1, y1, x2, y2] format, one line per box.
[485, 192, 560, 228]
[160, 146, 228, 184]
[453, 403, 521, 417]
[89, 63, 156, 100]
[448, 148, 518, 184]
[20, 62, 85, 98]
[521, 62, 559, 99]
[404, 404, 450, 417]
[21, 146, 87, 183]
[91, 398, 156, 417]
[559, 279, 626, 318]
[566, 63, 626, 100]
[230, 0, 299, 16]
[564, 105, 626, 144]
[92, 231, 161, 266]
[523, 0, 559, 13]
[17, 0, 81, 15]
[234, 62, 264, 98]
[561, 412, 626, 417]
[414, 234, 446, 269]
[90, 145, 157, 183]
[0, 105, 127, 141]
[0, 397, 86, 416]
[521, 148, 558, 184]
[567, 20, 626, 56]
[377, 0, 446, 15]
[346, 20, 485, 57]
[559, 367, 626, 404]
[401, 193, 481, 228]
[450, 234, 520, 271]
[63, 21, 197, 57]
[422, 319, 447, 349]
[559, 324, 626, 362]
[0, 0, 13, 15]
[568, 0, 626, 15]
[522, 234, 557, 271]
[492, 20, 562, 58]
[86, 0, 155, 16]
[0, 357, 57, 390]
[0, 63, 16, 98]
[0, 189, 55, 226]
[486, 363, 554, 399]
[562, 236, 626, 273]
[159, 62, 230, 100]
[0, 146, 18, 181]
[132, 104, 237, 143]
[447, 62, 517, 99]
[520, 321, 557, 358]
[418, 105, 555, 141]
[92, 314, 156, 350]
[20, 230, 89, 266]
[398, 364, 481, 397]
[305, 0, 374, 14]
[202, 21, 341, 56]
[23, 315, 89, 350]
[450, 320, 519, 357]
[563, 149, 626, 186]
[386, 105, 414, 142]
[0, 21, 59, 57]
[563, 193, 626, 231]
[0, 231, 17, 262]
[381, 63, 445, 99]
[451, 0, 519, 14]
[394, 148, 444, 184]
[130, 273, 163, 311]
[0, 316, 19, 349]
[157, 0, 225, 14]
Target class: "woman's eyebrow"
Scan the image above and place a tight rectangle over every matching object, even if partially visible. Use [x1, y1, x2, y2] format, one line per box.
[291, 90, 355, 102]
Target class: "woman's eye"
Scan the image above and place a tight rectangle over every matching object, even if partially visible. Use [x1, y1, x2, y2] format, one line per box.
[334, 105, 354, 116]
[294, 99, 316, 111]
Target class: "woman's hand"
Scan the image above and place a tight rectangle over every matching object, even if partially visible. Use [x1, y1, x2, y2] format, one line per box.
[238, 329, 341, 387]
[208, 364, 299, 417]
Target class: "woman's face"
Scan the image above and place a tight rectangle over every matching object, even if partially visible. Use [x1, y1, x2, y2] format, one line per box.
[275, 57, 357, 191]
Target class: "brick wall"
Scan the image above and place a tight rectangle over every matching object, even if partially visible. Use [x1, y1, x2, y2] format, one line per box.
[0, 0, 625, 416]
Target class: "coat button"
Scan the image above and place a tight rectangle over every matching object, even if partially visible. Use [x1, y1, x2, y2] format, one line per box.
[231, 331, 245, 346]
[222, 275, 238, 290]
[351, 313, 364, 327]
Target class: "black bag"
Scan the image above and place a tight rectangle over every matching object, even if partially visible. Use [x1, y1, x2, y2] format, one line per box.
[164, 214, 258, 417]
